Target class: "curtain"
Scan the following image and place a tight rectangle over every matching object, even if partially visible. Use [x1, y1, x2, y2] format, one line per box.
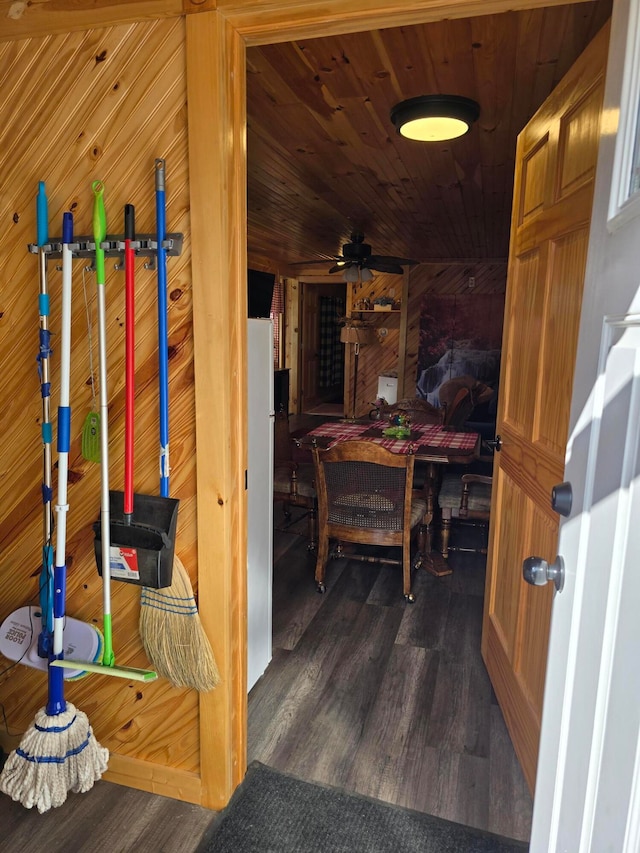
[318, 296, 345, 388]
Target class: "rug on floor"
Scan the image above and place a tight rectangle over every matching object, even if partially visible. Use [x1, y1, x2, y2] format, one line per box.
[197, 761, 529, 853]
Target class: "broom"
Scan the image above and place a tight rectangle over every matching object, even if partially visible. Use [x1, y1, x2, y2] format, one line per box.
[0, 213, 108, 812]
[139, 159, 220, 692]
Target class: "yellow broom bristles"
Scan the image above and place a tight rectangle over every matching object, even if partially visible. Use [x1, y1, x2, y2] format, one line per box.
[139, 555, 220, 692]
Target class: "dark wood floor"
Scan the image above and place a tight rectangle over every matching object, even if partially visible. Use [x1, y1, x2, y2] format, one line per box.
[248, 509, 533, 843]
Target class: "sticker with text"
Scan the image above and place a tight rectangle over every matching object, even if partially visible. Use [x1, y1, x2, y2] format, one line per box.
[110, 546, 140, 580]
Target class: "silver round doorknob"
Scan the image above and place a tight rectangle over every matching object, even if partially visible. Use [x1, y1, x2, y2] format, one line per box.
[522, 555, 565, 593]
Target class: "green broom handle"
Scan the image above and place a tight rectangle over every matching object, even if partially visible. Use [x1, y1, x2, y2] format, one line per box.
[92, 180, 115, 668]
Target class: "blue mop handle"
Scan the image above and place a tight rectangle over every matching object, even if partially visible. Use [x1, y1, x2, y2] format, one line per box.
[156, 159, 170, 498]
[36, 181, 54, 656]
[37, 181, 48, 247]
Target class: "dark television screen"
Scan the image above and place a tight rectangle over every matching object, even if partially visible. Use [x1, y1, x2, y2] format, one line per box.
[248, 269, 276, 318]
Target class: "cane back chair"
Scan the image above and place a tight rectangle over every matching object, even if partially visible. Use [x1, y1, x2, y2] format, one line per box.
[312, 440, 426, 602]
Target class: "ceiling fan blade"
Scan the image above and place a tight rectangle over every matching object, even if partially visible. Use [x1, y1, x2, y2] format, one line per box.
[328, 261, 351, 274]
[368, 254, 420, 266]
[289, 258, 341, 265]
[366, 260, 404, 274]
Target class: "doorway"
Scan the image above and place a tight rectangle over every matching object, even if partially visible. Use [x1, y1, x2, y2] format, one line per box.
[231, 0, 616, 820]
[300, 282, 346, 415]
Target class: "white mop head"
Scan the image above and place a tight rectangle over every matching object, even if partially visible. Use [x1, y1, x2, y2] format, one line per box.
[0, 702, 109, 813]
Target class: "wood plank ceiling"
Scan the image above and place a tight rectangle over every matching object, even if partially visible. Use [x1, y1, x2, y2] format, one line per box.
[246, 1, 612, 275]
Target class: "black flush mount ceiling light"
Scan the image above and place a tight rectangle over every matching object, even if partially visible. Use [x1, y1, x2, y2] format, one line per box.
[390, 95, 480, 142]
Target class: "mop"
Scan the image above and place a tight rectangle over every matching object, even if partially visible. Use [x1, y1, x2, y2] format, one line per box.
[53, 183, 156, 683]
[0, 213, 108, 813]
[139, 159, 220, 692]
[0, 183, 103, 680]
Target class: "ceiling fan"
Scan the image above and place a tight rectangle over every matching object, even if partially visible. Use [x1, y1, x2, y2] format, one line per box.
[292, 231, 419, 275]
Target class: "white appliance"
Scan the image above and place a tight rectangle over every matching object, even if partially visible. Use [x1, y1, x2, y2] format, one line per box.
[377, 374, 398, 405]
[247, 318, 274, 691]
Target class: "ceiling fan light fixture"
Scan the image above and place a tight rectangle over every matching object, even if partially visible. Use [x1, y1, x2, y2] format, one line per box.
[343, 266, 360, 282]
[390, 95, 480, 142]
[360, 267, 374, 282]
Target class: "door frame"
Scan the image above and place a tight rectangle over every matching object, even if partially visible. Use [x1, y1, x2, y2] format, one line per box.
[185, 0, 612, 807]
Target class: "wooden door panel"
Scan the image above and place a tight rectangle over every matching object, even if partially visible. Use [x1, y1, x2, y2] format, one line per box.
[483, 621, 541, 787]
[502, 248, 545, 431]
[501, 426, 564, 513]
[557, 83, 603, 199]
[520, 136, 550, 224]
[489, 471, 529, 654]
[519, 509, 557, 710]
[536, 229, 590, 454]
[482, 21, 609, 793]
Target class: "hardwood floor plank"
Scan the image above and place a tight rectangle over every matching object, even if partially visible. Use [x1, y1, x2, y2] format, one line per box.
[424, 659, 492, 758]
[248, 634, 348, 766]
[274, 603, 404, 786]
[441, 590, 485, 664]
[272, 536, 326, 650]
[395, 571, 452, 649]
[345, 644, 439, 802]
[397, 746, 490, 831]
[366, 559, 408, 607]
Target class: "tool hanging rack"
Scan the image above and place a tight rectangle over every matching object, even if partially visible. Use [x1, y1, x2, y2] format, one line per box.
[28, 233, 184, 269]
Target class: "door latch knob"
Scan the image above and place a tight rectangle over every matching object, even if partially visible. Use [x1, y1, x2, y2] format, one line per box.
[551, 482, 572, 516]
[522, 555, 565, 593]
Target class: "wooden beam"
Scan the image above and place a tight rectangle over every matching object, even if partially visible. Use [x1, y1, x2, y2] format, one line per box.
[217, 0, 596, 46]
[284, 278, 301, 413]
[186, 10, 247, 809]
[397, 270, 410, 399]
[183, 0, 218, 12]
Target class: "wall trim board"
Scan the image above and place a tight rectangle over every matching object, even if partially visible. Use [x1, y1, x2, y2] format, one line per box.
[105, 753, 203, 804]
[186, 11, 248, 810]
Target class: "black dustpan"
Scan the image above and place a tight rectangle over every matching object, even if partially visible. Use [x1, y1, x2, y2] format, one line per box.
[94, 490, 179, 588]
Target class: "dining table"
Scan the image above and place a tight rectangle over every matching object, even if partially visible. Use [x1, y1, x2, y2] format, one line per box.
[296, 419, 481, 577]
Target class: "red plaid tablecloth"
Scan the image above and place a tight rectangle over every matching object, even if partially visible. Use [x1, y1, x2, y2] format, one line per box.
[304, 420, 479, 458]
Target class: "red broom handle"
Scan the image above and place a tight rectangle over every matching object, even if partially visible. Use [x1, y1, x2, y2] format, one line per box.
[124, 204, 135, 519]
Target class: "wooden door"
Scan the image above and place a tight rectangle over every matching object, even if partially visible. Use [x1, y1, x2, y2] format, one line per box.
[300, 283, 345, 412]
[532, 1, 640, 846]
[481, 22, 609, 793]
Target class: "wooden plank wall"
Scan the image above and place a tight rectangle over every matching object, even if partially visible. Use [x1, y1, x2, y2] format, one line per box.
[0, 19, 203, 796]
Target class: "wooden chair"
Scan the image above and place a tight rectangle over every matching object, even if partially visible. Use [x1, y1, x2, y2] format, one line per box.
[442, 387, 475, 428]
[438, 473, 493, 559]
[312, 440, 427, 602]
[273, 412, 317, 549]
[440, 376, 494, 429]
